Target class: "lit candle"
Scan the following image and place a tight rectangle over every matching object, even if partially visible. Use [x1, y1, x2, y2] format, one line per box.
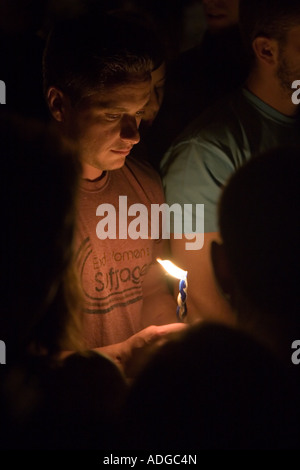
[157, 258, 188, 322]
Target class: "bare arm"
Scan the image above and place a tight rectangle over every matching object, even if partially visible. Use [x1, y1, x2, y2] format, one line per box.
[160, 129, 238, 327]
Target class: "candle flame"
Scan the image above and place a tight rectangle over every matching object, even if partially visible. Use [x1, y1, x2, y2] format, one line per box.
[157, 258, 187, 280]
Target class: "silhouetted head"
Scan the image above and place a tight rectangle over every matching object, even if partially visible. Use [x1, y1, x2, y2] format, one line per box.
[0, 114, 82, 361]
[124, 322, 298, 449]
[212, 146, 300, 358]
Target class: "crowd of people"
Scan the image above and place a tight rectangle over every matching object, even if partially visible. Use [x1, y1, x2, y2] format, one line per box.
[0, 0, 299, 450]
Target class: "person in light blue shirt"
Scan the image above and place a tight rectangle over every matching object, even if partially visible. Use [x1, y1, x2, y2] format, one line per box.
[160, 0, 300, 326]
[161, 87, 300, 233]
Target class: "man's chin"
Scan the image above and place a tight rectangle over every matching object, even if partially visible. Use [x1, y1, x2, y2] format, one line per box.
[107, 154, 128, 170]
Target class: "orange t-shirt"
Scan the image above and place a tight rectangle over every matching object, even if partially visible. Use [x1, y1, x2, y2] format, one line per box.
[75, 157, 166, 348]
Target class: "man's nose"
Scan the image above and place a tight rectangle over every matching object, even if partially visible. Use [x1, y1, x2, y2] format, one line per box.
[120, 115, 140, 144]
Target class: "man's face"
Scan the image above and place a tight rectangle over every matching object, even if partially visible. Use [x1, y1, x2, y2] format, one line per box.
[276, 25, 300, 99]
[63, 80, 151, 174]
[202, 0, 239, 32]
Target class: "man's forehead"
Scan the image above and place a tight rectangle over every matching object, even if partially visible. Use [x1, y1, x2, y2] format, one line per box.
[87, 81, 151, 109]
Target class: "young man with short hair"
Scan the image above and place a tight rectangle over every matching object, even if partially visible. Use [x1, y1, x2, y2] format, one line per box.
[43, 13, 182, 375]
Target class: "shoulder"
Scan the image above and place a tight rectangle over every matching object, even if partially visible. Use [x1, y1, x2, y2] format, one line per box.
[180, 89, 252, 143]
[161, 89, 253, 174]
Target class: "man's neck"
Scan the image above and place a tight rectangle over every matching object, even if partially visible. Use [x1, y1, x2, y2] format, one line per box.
[246, 69, 298, 117]
[82, 162, 104, 181]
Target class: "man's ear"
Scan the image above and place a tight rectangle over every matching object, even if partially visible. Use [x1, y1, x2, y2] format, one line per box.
[211, 240, 234, 303]
[47, 87, 69, 122]
[252, 37, 279, 66]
